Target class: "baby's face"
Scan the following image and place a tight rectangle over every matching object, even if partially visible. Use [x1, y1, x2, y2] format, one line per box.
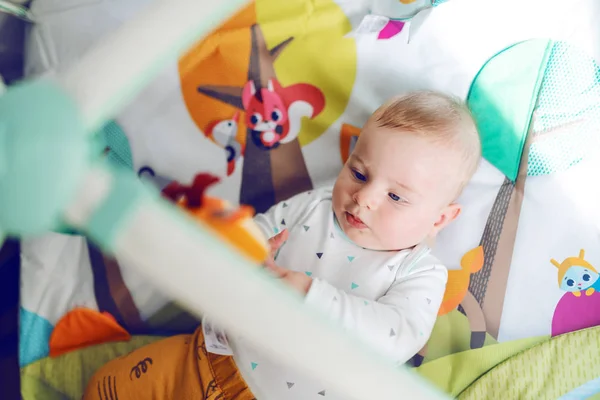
[332, 122, 463, 251]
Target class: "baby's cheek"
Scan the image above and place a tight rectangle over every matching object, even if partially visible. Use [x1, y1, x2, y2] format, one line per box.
[387, 226, 406, 244]
[382, 215, 423, 246]
[375, 219, 398, 242]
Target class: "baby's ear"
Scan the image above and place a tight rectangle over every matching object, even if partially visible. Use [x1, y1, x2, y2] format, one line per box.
[430, 203, 462, 237]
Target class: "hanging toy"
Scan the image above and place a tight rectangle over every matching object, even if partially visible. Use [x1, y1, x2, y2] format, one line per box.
[161, 173, 269, 264]
[371, 0, 442, 20]
[360, 0, 449, 40]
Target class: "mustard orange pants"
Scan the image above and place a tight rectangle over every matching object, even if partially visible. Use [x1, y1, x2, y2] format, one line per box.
[83, 326, 254, 400]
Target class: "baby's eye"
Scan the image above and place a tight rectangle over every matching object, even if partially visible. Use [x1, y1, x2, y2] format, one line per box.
[567, 279, 574, 287]
[583, 274, 591, 281]
[352, 169, 367, 182]
[388, 193, 401, 202]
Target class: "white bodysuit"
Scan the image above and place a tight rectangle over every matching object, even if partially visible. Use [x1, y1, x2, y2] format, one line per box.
[229, 187, 448, 399]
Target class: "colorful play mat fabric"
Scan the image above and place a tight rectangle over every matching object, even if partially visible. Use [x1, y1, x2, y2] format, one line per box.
[10, 0, 600, 398]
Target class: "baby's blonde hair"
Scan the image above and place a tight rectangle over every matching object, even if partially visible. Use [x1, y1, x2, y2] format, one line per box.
[370, 90, 481, 199]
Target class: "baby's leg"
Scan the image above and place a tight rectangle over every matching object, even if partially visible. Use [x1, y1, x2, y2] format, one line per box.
[82, 326, 254, 400]
[82, 332, 198, 399]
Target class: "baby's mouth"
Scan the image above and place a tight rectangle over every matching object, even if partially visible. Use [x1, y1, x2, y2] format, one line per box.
[345, 211, 367, 229]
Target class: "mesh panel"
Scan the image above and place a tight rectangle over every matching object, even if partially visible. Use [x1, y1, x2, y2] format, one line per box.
[527, 41, 600, 176]
[101, 120, 134, 170]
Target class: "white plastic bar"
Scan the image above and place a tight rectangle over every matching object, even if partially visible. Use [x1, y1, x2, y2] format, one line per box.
[63, 168, 448, 400]
[0, 0, 33, 22]
[58, 0, 248, 133]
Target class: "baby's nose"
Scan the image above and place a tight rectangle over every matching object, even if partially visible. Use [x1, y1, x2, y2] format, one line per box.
[354, 186, 380, 210]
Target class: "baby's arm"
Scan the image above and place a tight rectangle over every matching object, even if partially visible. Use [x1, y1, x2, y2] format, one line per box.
[304, 256, 447, 364]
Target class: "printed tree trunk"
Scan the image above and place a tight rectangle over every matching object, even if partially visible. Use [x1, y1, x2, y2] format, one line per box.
[240, 125, 312, 213]
[468, 121, 532, 339]
[469, 115, 583, 339]
[87, 242, 148, 334]
[198, 25, 312, 213]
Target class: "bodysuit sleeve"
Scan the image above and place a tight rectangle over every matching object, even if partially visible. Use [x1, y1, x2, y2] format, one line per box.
[304, 254, 448, 365]
[253, 189, 327, 241]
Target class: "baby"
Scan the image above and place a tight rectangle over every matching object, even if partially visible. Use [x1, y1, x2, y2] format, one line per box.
[83, 91, 481, 400]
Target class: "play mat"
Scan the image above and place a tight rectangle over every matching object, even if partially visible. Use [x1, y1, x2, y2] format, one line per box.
[8, 0, 600, 398]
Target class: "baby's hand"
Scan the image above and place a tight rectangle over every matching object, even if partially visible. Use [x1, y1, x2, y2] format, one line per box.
[265, 258, 313, 296]
[264, 229, 312, 296]
[268, 229, 289, 261]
